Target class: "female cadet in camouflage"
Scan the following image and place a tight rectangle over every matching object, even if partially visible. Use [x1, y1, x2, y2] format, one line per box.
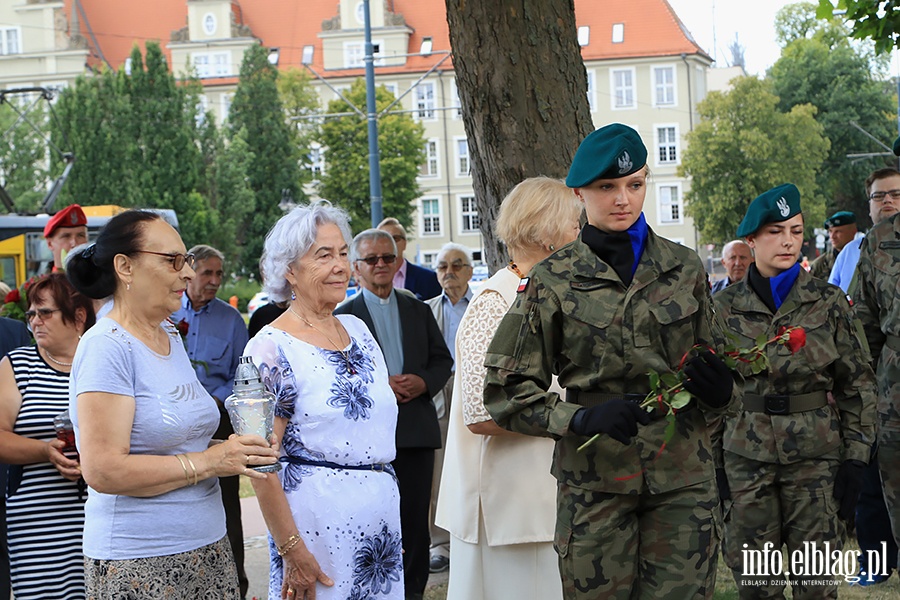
[483, 123, 735, 599]
[715, 184, 876, 599]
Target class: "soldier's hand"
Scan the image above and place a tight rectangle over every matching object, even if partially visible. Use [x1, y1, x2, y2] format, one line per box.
[833, 459, 866, 522]
[683, 350, 732, 409]
[569, 400, 651, 445]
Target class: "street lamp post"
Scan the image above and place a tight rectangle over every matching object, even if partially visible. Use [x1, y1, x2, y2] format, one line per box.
[363, 0, 383, 227]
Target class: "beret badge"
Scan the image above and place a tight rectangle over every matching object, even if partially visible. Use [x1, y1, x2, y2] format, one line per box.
[617, 151, 633, 175]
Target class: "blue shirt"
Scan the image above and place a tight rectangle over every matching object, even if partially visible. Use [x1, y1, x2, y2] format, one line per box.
[171, 295, 248, 401]
[363, 288, 404, 376]
[828, 237, 864, 293]
[441, 287, 472, 366]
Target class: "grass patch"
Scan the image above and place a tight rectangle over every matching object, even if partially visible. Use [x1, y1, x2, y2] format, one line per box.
[239, 475, 256, 498]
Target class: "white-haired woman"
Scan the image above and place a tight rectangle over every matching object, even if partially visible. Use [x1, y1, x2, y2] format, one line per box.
[247, 201, 403, 600]
[435, 177, 580, 600]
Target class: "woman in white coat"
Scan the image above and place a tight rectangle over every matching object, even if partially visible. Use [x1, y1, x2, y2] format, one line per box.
[435, 177, 581, 600]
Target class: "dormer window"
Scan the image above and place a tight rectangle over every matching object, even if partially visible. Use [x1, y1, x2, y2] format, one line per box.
[356, 2, 366, 25]
[578, 26, 590, 47]
[203, 13, 216, 36]
[612, 23, 624, 44]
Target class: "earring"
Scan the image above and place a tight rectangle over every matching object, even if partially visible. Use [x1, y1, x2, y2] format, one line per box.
[549, 245, 555, 251]
[291, 290, 296, 301]
[126, 283, 131, 291]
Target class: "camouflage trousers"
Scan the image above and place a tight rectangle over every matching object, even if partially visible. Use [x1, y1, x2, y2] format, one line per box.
[554, 479, 720, 600]
[722, 452, 845, 600]
[877, 430, 900, 569]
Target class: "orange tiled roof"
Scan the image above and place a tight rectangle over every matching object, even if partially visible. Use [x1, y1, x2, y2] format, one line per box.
[67, 0, 708, 76]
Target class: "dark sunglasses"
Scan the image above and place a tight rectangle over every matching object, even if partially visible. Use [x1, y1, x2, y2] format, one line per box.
[356, 254, 397, 266]
[25, 308, 61, 322]
[135, 251, 196, 271]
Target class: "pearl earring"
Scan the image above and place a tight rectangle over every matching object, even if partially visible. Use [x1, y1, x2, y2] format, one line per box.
[126, 283, 131, 291]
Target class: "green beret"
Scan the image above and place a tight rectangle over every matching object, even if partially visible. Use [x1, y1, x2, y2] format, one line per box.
[893, 135, 900, 157]
[824, 210, 856, 228]
[566, 123, 647, 187]
[736, 183, 802, 237]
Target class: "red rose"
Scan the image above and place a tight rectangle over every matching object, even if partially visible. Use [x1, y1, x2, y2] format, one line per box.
[176, 319, 189, 337]
[4, 289, 19, 303]
[779, 326, 806, 354]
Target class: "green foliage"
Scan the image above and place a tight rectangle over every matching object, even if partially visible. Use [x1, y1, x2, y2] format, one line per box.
[818, 0, 900, 54]
[217, 276, 261, 313]
[775, 2, 825, 46]
[679, 76, 830, 244]
[205, 127, 257, 268]
[768, 14, 896, 226]
[229, 44, 304, 276]
[0, 94, 49, 212]
[317, 79, 425, 234]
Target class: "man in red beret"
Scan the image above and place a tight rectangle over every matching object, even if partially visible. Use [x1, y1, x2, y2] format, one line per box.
[43, 204, 87, 271]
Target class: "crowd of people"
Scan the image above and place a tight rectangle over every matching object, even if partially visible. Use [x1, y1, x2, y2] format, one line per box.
[1, 121, 899, 600]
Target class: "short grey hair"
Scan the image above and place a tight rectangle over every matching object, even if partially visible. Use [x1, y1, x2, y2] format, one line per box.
[350, 229, 397, 263]
[188, 244, 224, 264]
[260, 201, 353, 302]
[435, 242, 472, 265]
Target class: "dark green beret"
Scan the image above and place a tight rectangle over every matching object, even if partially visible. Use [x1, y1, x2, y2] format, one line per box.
[893, 135, 900, 157]
[824, 210, 856, 228]
[565, 123, 647, 187]
[736, 183, 802, 237]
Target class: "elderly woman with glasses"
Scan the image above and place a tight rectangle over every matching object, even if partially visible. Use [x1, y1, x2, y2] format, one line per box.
[65, 210, 278, 600]
[0, 273, 94, 599]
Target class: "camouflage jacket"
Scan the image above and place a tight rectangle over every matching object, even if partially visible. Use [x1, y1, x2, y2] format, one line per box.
[852, 214, 900, 434]
[715, 269, 874, 465]
[483, 229, 733, 495]
[809, 249, 836, 281]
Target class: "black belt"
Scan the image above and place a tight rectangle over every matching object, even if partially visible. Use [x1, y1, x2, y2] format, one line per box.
[742, 391, 828, 415]
[281, 456, 395, 475]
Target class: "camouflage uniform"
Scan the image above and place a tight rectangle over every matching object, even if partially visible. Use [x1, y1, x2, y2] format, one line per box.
[852, 214, 900, 570]
[715, 269, 875, 599]
[484, 230, 731, 600]
[808, 249, 836, 281]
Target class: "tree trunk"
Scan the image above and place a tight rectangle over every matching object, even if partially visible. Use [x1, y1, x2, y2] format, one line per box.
[445, 0, 594, 272]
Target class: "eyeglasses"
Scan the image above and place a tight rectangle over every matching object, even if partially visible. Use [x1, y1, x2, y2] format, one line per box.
[436, 260, 471, 272]
[869, 189, 900, 202]
[134, 251, 196, 271]
[25, 308, 61, 322]
[356, 254, 397, 266]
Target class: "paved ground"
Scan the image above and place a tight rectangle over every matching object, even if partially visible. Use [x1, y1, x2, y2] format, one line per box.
[242, 496, 449, 600]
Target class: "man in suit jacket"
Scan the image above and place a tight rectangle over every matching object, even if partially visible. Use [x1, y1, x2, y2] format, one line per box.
[711, 239, 753, 294]
[0, 316, 31, 599]
[335, 229, 452, 600]
[378, 218, 442, 300]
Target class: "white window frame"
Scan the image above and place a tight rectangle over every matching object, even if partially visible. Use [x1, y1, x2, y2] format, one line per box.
[419, 138, 440, 179]
[192, 51, 231, 78]
[651, 65, 676, 107]
[0, 26, 21, 55]
[612, 23, 625, 44]
[343, 40, 385, 69]
[654, 124, 680, 167]
[420, 251, 439, 269]
[609, 67, 636, 110]
[196, 94, 209, 126]
[414, 81, 437, 121]
[586, 69, 596, 112]
[420, 197, 443, 236]
[454, 137, 471, 178]
[220, 93, 233, 122]
[450, 79, 462, 119]
[309, 142, 325, 180]
[203, 13, 217, 36]
[657, 182, 684, 225]
[458, 195, 480, 234]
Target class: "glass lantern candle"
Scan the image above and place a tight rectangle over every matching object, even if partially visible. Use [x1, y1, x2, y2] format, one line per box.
[224, 355, 281, 473]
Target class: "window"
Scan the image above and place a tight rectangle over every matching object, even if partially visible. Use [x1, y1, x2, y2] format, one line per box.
[612, 23, 624, 44]
[610, 68, 635, 109]
[459, 196, 480, 233]
[344, 42, 364, 68]
[203, 13, 217, 36]
[658, 184, 682, 224]
[421, 198, 442, 235]
[578, 26, 590, 47]
[380, 82, 399, 100]
[455, 138, 470, 177]
[420, 139, 439, 178]
[450, 79, 462, 119]
[586, 69, 596, 112]
[421, 252, 438, 269]
[220, 94, 233, 122]
[192, 52, 231, 78]
[415, 82, 436, 120]
[656, 125, 678, 165]
[0, 27, 21, 55]
[309, 143, 325, 180]
[653, 66, 675, 106]
[196, 95, 209, 126]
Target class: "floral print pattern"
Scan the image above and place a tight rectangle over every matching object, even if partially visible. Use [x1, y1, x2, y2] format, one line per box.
[349, 524, 403, 599]
[327, 377, 374, 421]
[280, 422, 327, 493]
[259, 345, 298, 419]
[322, 339, 375, 383]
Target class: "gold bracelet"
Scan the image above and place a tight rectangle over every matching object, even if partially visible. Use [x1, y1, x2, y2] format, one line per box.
[184, 453, 199, 486]
[175, 454, 191, 486]
[277, 534, 302, 557]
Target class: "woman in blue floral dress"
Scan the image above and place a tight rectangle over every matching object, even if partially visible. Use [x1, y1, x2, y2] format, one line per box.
[246, 202, 403, 600]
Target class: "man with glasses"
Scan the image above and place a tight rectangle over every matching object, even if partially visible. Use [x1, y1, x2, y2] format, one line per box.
[425, 243, 474, 574]
[377, 218, 442, 301]
[170, 244, 250, 598]
[335, 229, 452, 600]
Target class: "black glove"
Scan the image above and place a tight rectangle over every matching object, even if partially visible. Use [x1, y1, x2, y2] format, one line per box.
[833, 459, 866, 522]
[716, 467, 731, 503]
[683, 350, 733, 409]
[569, 399, 651, 445]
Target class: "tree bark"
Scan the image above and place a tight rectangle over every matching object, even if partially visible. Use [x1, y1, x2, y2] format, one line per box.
[445, 0, 594, 272]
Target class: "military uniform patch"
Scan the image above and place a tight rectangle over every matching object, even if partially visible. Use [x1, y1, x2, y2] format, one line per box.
[516, 277, 529, 293]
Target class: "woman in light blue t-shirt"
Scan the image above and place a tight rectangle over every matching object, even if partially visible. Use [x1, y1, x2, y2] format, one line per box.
[66, 210, 278, 599]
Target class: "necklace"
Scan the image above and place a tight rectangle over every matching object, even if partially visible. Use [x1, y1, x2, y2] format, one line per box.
[288, 306, 356, 375]
[44, 350, 73, 367]
[508, 261, 527, 279]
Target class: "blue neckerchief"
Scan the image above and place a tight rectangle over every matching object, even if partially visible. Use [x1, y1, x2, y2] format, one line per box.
[769, 262, 801, 310]
[626, 213, 649, 276]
